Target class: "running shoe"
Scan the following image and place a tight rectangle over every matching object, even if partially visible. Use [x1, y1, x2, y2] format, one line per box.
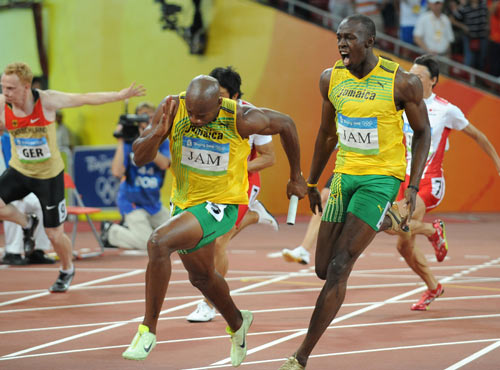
[411, 283, 444, 311]
[1, 253, 27, 265]
[250, 200, 279, 231]
[100, 221, 116, 248]
[27, 250, 56, 264]
[279, 356, 305, 370]
[49, 270, 75, 293]
[186, 301, 216, 322]
[122, 324, 156, 360]
[282, 246, 310, 265]
[22, 214, 38, 257]
[226, 310, 253, 367]
[428, 219, 448, 262]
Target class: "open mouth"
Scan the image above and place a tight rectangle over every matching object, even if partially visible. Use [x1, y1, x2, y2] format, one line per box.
[340, 52, 350, 67]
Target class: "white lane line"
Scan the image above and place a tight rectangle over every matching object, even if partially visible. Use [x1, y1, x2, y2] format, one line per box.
[0, 269, 144, 307]
[2, 317, 500, 361]
[266, 252, 283, 258]
[443, 340, 500, 369]
[211, 256, 500, 366]
[2, 301, 500, 336]
[3, 279, 500, 315]
[182, 338, 500, 370]
[1, 270, 303, 358]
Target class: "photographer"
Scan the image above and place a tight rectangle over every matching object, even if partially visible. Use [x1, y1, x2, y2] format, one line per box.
[101, 102, 171, 250]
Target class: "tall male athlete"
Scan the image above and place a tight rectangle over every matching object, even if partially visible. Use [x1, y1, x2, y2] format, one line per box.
[279, 15, 431, 369]
[122, 75, 307, 366]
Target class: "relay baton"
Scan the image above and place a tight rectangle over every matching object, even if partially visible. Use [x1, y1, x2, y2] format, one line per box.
[286, 195, 299, 225]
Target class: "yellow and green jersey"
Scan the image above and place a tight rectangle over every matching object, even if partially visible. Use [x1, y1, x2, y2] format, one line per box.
[329, 57, 406, 180]
[168, 93, 250, 209]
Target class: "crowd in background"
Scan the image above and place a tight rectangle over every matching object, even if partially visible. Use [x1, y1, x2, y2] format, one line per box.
[270, 0, 500, 78]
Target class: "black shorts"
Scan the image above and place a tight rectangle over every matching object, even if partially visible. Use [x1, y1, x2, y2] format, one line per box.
[0, 168, 67, 227]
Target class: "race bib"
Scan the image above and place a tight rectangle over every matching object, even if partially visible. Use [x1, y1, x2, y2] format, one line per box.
[181, 137, 229, 175]
[337, 113, 379, 155]
[14, 137, 52, 163]
[205, 202, 227, 222]
[431, 177, 445, 200]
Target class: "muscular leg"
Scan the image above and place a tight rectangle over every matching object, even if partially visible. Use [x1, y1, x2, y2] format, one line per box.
[396, 196, 439, 290]
[0, 199, 28, 227]
[202, 211, 254, 310]
[142, 212, 203, 334]
[231, 210, 258, 239]
[214, 229, 233, 278]
[45, 225, 73, 270]
[296, 213, 377, 367]
[181, 241, 243, 331]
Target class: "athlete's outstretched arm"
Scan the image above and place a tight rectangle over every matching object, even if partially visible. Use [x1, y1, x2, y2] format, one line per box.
[462, 123, 500, 176]
[307, 68, 339, 214]
[133, 96, 177, 167]
[41, 82, 146, 110]
[395, 69, 431, 222]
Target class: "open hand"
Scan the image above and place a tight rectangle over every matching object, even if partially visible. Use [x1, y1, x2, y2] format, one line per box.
[119, 82, 146, 100]
[153, 96, 177, 137]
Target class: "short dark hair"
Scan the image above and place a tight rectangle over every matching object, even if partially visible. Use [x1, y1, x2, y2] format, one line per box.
[414, 54, 440, 86]
[345, 14, 376, 38]
[209, 66, 243, 99]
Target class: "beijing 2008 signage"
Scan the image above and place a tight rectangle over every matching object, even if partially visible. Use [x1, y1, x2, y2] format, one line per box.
[72, 146, 120, 209]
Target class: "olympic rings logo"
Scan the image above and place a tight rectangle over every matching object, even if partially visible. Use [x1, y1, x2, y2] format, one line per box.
[95, 176, 120, 206]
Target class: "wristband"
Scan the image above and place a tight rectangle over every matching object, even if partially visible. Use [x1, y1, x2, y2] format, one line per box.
[307, 183, 318, 188]
[408, 184, 419, 192]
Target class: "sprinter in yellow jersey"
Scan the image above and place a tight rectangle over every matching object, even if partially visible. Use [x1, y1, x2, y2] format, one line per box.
[0, 62, 145, 293]
[279, 15, 431, 370]
[122, 75, 307, 366]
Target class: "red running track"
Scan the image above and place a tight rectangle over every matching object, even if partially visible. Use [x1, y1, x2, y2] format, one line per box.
[0, 213, 499, 370]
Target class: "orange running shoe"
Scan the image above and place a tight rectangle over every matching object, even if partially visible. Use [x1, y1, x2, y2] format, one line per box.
[428, 219, 448, 262]
[411, 283, 444, 311]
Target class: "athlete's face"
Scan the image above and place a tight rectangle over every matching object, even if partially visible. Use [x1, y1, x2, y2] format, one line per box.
[219, 86, 238, 101]
[410, 64, 435, 98]
[219, 87, 230, 99]
[1, 73, 30, 107]
[337, 20, 372, 71]
[185, 96, 221, 127]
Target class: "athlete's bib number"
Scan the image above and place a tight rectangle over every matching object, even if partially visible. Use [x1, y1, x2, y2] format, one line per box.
[431, 177, 445, 200]
[181, 137, 229, 175]
[205, 202, 227, 222]
[337, 113, 379, 155]
[14, 137, 52, 163]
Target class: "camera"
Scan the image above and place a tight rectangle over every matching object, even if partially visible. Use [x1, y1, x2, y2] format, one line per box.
[113, 114, 150, 143]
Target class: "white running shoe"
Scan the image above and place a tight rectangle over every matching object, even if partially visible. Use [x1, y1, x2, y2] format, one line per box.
[186, 301, 216, 322]
[250, 200, 279, 231]
[282, 246, 310, 265]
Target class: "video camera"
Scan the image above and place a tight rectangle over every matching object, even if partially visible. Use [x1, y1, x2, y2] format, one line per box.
[113, 113, 150, 144]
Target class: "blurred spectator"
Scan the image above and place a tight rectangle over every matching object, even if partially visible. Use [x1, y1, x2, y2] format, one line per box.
[487, 0, 500, 76]
[328, 0, 355, 20]
[414, 0, 455, 55]
[398, 0, 428, 44]
[100, 102, 170, 250]
[55, 110, 73, 151]
[450, 0, 490, 70]
[353, 0, 385, 32]
[381, 0, 398, 36]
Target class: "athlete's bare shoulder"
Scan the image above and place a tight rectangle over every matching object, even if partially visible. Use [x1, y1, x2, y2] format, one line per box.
[320, 67, 333, 98]
[394, 67, 423, 106]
